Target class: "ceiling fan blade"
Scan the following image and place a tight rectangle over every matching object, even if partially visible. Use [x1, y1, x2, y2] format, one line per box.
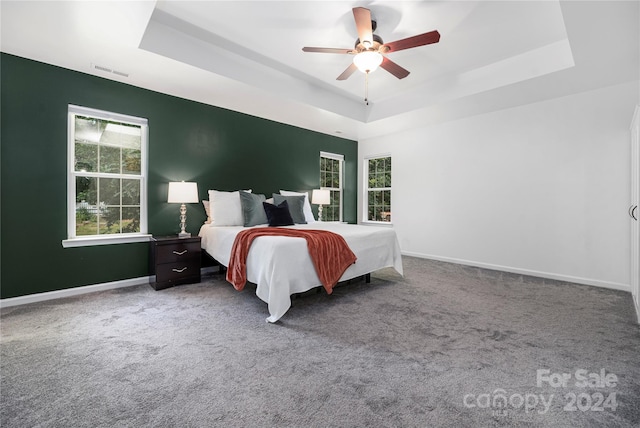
[380, 57, 410, 79]
[336, 63, 358, 81]
[352, 7, 373, 47]
[302, 47, 353, 54]
[384, 30, 441, 53]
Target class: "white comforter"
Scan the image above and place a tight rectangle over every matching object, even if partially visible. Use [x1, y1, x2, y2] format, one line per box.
[198, 223, 403, 322]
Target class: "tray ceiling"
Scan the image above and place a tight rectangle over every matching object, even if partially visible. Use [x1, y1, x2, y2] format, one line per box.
[1, 1, 638, 140]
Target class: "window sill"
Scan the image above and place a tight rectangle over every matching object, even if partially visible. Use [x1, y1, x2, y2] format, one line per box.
[62, 234, 152, 248]
[360, 221, 394, 227]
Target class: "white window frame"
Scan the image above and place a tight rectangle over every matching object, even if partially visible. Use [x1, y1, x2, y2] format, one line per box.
[63, 105, 150, 248]
[320, 151, 344, 222]
[363, 154, 392, 224]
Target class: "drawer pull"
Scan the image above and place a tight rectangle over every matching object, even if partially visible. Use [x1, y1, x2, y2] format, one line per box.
[172, 267, 188, 273]
[172, 250, 188, 256]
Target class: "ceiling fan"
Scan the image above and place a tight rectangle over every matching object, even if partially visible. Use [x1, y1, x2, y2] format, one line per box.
[302, 7, 440, 81]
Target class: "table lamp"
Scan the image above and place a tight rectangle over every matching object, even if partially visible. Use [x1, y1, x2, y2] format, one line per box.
[168, 181, 199, 238]
[312, 189, 330, 222]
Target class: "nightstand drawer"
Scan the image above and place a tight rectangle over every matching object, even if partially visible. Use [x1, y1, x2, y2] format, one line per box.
[155, 260, 201, 284]
[155, 241, 200, 263]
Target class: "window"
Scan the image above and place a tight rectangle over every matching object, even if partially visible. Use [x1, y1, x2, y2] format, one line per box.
[319, 152, 344, 222]
[365, 155, 392, 223]
[64, 105, 149, 247]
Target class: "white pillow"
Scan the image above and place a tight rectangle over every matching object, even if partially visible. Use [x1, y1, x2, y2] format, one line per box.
[208, 190, 251, 226]
[280, 190, 315, 223]
[202, 200, 211, 224]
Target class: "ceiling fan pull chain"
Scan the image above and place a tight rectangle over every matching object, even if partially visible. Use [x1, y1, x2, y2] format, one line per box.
[364, 71, 370, 105]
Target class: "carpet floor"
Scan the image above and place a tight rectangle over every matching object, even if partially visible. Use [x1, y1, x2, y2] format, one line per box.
[1, 256, 639, 427]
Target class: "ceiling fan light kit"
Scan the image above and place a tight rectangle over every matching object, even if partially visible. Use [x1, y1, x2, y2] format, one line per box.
[353, 50, 383, 73]
[302, 6, 440, 103]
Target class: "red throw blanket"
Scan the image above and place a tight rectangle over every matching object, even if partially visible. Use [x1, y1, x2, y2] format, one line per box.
[226, 228, 357, 294]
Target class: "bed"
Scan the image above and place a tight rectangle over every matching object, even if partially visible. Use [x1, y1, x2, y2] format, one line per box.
[198, 222, 403, 322]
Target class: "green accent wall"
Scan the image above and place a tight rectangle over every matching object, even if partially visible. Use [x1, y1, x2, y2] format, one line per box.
[0, 53, 357, 299]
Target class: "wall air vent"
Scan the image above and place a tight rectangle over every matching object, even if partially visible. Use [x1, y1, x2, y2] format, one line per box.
[91, 63, 129, 78]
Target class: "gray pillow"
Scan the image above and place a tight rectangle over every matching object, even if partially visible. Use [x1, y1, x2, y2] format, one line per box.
[273, 194, 307, 224]
[240, 192, 268, 227]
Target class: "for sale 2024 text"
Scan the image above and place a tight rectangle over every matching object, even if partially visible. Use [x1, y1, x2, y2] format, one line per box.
[537, 369, 618, 412]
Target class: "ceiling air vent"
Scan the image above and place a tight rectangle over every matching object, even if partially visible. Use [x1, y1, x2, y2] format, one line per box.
[91, 63, 129, 78]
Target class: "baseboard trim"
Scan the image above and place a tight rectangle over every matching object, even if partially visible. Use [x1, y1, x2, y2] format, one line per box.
[402, 251, 631, 293]
[2, 260, 630, 310]
[0, 276, 151, 309]
[0, 266, 222, 309]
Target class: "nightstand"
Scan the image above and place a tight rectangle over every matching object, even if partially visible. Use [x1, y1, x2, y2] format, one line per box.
[150, 236, 201, 290]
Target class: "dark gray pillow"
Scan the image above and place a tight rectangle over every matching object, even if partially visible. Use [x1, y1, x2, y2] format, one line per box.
[239, 192, 268, 227]
[273, 194, 307, 224]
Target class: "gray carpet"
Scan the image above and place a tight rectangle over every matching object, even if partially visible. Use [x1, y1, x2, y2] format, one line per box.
[1, 256, 639, 427]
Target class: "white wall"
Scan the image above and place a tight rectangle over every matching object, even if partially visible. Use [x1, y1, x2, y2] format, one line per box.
[359, 80, 639, 291]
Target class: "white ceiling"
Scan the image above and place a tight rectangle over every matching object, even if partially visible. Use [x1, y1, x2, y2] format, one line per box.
[1, 1, 638, 141]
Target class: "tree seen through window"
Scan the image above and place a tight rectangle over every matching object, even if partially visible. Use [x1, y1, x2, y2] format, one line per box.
[367, 156, 391, 222]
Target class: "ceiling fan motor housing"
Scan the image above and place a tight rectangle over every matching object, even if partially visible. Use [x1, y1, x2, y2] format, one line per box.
[355, 34, 386, 53]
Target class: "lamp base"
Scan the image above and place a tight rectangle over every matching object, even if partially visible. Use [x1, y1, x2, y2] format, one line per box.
[177, 203, 191, 238]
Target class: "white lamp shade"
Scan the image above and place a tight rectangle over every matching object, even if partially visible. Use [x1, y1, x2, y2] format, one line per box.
[312, 189, 330, 205]
[168, 181, 199, 203]
[353, 51, 383, 73]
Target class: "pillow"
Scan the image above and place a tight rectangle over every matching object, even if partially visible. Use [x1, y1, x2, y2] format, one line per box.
[273, 194, 307, 224]
[202, 200, 211, 224]
[263, 200, 294, 227]
[208, 190, 249, 226]
[239, 192, 268, 227]
[280, 190, 315, 223]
